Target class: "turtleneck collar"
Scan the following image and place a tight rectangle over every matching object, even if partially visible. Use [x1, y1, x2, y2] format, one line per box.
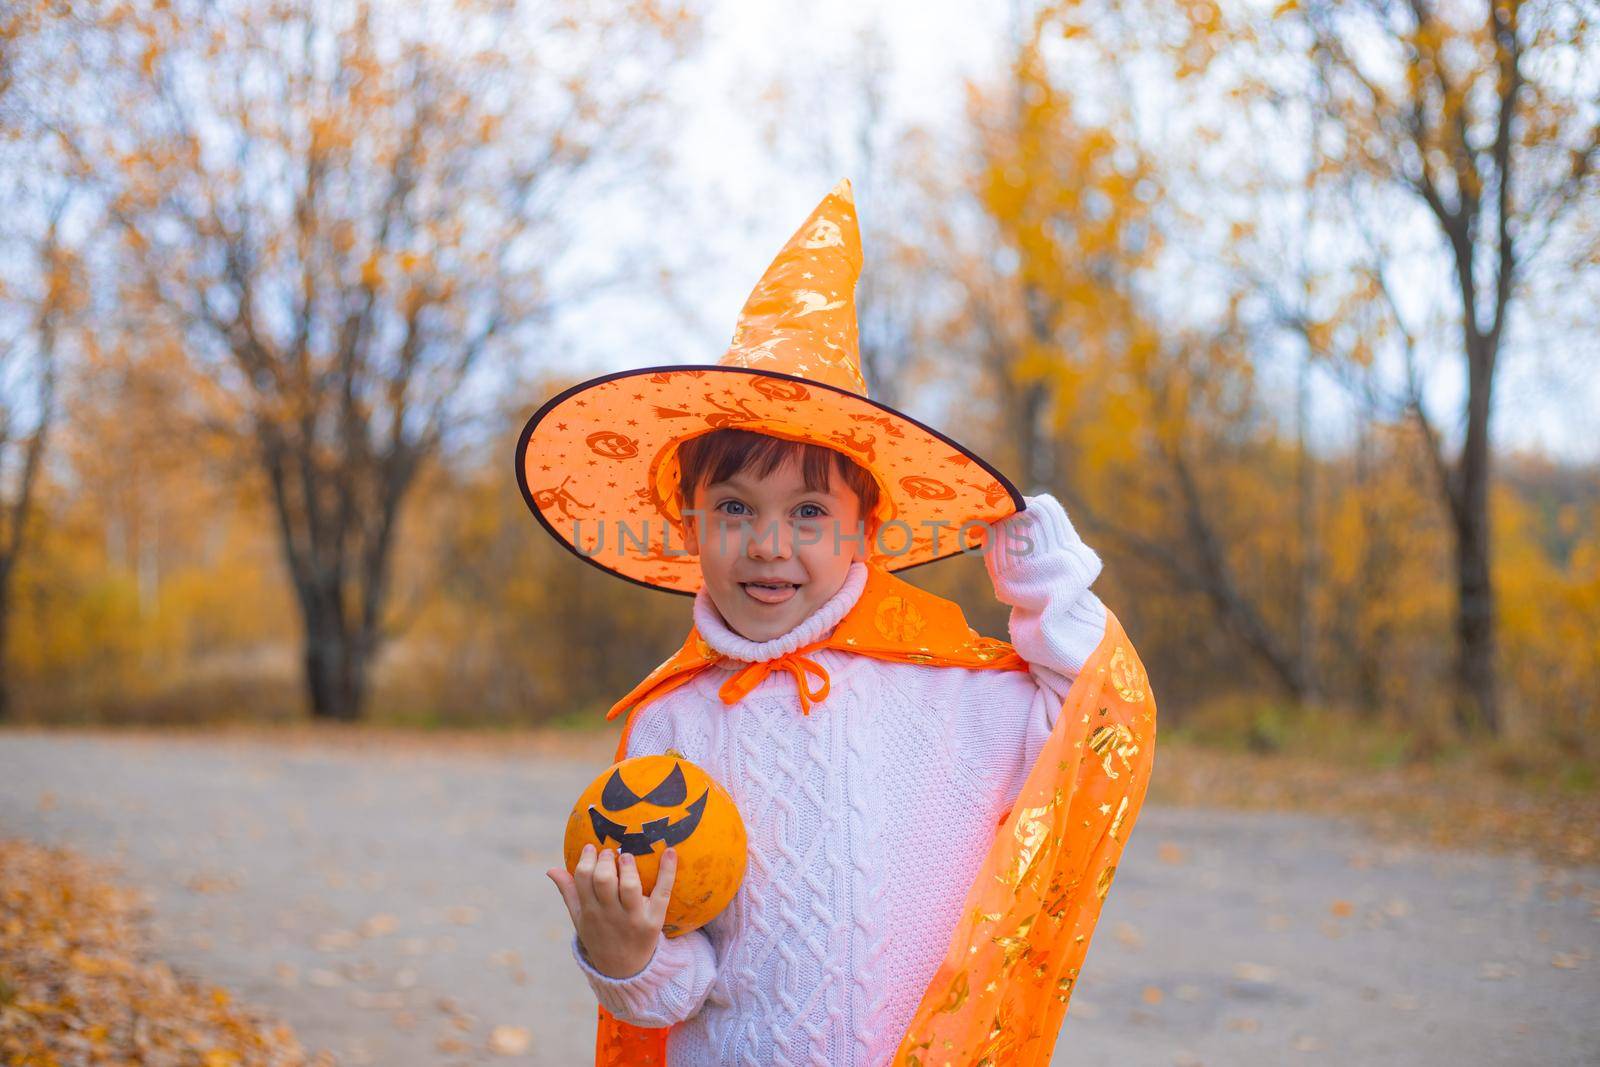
[693, 561, 869, 663]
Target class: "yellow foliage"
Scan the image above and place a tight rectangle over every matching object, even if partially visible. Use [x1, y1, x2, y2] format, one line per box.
[1495, 482, 1600, 744]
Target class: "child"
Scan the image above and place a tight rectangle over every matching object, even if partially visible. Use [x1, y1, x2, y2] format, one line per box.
[519, 180, 1155, 1065]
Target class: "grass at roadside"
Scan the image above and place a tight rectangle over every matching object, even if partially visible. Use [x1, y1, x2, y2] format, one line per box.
[1153, 699, 1599, 868]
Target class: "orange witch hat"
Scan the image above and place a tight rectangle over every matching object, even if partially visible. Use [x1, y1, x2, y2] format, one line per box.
[515, 178, 1023, 595]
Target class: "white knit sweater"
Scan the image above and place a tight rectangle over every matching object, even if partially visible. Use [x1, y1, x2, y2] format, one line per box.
[571, 493, 1108, 1066]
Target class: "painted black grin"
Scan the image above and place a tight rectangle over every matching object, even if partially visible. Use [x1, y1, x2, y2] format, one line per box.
[588, 789, 709, 856]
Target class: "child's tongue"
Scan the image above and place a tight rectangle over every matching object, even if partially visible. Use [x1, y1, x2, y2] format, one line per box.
[742, 581, 797, 605]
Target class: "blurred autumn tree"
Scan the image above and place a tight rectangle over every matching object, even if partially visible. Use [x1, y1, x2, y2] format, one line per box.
[0, 205, 74, 722]
[1283, 0, 1597, 737]
[0, 1, 82, 721]
[41, 0, 697, 720]
[928, 0, 1596, 743]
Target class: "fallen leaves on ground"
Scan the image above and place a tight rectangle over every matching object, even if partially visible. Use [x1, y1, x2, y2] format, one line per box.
[0, 837, 324, 1066]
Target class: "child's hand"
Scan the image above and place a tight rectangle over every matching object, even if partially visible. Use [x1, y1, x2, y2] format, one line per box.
[548, 844, 678, 979]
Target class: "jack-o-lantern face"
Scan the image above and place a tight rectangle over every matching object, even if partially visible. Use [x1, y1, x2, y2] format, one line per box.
[563, 754, 747, 936]
[587, 763, 707, 855]
[585, 430, 640, 460]
[898, 474, 957, 501]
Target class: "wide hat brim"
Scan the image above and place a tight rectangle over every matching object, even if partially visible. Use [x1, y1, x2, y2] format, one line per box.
[515, 364, 1024, 595]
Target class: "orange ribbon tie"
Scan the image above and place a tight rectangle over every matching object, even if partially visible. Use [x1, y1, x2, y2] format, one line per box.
[718, 648, 832, 715]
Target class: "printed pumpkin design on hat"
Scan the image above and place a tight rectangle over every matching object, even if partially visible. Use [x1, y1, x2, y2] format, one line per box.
[515, 178, 1023, 594]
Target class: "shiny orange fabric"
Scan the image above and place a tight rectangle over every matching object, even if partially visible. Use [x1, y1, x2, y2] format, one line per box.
[590, 561, 1156, 1065]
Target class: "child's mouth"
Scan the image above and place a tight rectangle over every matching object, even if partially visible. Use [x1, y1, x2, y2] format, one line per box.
[740, 580, 800, 605]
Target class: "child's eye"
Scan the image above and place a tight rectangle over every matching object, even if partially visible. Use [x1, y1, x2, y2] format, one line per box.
[715, 500, 751, 517]
[794, 503, 826, 520]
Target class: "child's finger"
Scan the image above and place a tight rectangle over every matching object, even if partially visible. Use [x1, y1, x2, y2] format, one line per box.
[573, 844, 598, 908]
[616, 851, 644, 909]
[546, 868, 581, 925]
[646, 847, 678, 918]
[591, 848, 620, 909]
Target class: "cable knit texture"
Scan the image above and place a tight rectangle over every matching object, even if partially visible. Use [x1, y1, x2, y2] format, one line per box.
[570, 493, 1107, 1065]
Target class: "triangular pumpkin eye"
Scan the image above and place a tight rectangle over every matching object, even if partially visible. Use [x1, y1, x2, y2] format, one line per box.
[601, 761, 687, 810]
[601, 769, 641, 810]
[641, 763, 687, 806]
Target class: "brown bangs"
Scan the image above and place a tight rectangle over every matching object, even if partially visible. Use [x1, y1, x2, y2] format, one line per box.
[676, 428, 880, 518]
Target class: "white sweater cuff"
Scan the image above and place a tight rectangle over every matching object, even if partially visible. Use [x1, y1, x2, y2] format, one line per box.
[571, 931, 711, 1027]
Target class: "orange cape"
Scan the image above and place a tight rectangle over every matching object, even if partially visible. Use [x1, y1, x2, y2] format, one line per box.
[594, 562, 1156, 1065]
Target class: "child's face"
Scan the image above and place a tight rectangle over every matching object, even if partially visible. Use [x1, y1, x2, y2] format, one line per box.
[684, 454, 867, 643]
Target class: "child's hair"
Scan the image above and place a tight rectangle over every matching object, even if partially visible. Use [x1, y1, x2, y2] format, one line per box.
[676, 428, 880, 525]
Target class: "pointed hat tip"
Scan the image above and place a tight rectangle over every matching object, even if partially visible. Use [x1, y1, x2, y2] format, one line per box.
[829, 177, 854, 204]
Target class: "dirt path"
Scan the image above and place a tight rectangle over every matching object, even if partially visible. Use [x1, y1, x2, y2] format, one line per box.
[2, 729, 1595, 1065]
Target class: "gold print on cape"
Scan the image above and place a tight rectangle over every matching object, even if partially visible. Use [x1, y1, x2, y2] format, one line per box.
[1087, 723, 1138, 779]
[978, 999, 1023, 1061]
[1108, 645, 1148, 703]
[1108, 794, 1131, 840]
[1004, 804, 1051, 888]
[873, 596, 927, 643]
[991, 914, 1035, 968]
[936, 971, 969, 1013]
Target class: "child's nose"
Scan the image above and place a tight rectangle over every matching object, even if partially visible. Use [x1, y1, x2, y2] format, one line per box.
[745, 519, 792, 560]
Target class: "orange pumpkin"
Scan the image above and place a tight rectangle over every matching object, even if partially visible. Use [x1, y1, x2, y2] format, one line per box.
[563, 754, 747, 936]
